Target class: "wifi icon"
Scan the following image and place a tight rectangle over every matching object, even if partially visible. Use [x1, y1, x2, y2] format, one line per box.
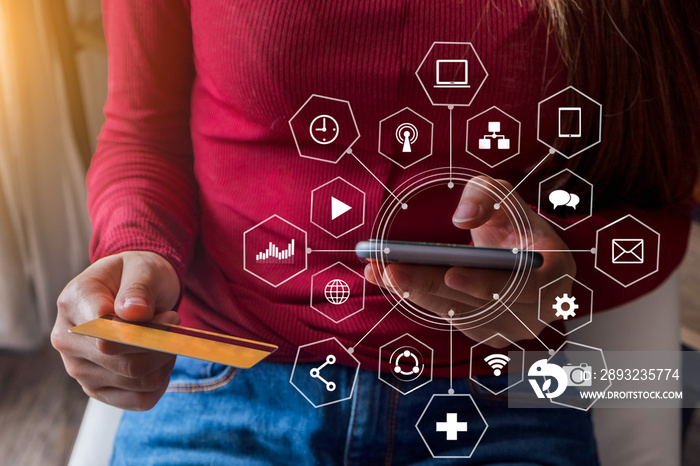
[484, 354, 510, 376]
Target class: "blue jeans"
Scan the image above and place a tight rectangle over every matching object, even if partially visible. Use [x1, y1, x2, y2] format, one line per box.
[111, 357, 599, 465]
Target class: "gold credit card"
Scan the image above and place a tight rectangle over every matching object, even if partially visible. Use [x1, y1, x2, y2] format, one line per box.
[69, 314, 277, 369]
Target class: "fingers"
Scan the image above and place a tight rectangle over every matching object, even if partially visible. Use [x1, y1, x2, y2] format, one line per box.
[114, 252, 180, 322]
[452, 176, 506, 230]
[52, 251, 182, 411]
[65, 354, 175, 393]
[444, 267, 538, 304]
[365, 262, 489, 308]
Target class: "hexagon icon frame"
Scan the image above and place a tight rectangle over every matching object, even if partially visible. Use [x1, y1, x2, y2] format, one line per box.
[465, 106, 521, 168]
[537, 86, 602, 159]
[415, 42, 488, 107]
[538, 274, 593, 336]
[310, 262, 366, 324]
[549, 341, 611, 411]
[415, 394, 488, 459]
[310, 177, 366, 238]
[537, 168, 594, 230]
[378, 107, 434, 169]
[289, 94, 361, 164]
[242, 214, 308, 287]
[469, 333, 524, 395]
[378, 333, 434, 395]
[594, 214, 661, 288]
[290, 337, 361, 408]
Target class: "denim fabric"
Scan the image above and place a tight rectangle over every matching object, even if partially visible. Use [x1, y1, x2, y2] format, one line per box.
[111, 357, 599, 465]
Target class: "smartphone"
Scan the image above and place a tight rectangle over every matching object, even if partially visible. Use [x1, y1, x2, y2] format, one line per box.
[355, 240, 543, 270]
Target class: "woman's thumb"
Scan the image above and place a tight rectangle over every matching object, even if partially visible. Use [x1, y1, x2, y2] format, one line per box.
[114, 280, 155, 322]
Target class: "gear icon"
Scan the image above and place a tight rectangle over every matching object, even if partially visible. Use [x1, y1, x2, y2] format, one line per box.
[553, 293, 578, 320]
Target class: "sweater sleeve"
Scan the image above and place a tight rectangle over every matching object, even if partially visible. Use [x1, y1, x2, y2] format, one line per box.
[88, 0, 197, 283]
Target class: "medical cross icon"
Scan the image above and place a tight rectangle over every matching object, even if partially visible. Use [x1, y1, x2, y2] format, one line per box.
[435, 412, 468, 440]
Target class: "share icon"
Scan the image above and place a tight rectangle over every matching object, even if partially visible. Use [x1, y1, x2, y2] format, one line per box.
[310, 354, 337, 392]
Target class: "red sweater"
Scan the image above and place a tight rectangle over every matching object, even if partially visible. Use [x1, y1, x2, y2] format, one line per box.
[90, 0, 691, 377]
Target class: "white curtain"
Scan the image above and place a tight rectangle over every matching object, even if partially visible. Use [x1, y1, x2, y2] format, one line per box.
[0, 0, 91, 349]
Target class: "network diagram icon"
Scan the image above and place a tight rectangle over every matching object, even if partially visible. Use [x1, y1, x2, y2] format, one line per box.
[465, 106, 521, 168]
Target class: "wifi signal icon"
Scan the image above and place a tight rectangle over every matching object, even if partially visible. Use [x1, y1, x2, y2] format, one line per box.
[484, 354, 510, 376]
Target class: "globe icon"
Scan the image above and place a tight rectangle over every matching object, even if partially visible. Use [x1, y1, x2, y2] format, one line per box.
[324, 279, 351, 305]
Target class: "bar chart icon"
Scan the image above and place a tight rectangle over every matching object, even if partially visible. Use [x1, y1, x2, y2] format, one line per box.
[255, 239, 295, 264]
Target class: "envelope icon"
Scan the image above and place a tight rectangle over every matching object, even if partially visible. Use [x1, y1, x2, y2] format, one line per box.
[612, 239, 644, 264]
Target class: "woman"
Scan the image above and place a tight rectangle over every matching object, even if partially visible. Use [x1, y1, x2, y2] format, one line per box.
[52, 1, 699, 464]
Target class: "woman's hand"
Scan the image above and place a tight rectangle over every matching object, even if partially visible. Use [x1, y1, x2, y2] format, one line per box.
[365, 176, 576, 347]
[51, 251, 181, 410]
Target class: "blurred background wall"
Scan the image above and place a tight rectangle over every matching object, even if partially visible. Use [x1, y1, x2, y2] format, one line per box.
[0, 0, 105, 349]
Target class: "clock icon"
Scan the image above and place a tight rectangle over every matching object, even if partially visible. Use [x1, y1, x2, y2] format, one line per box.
[309, 114, 339, 145]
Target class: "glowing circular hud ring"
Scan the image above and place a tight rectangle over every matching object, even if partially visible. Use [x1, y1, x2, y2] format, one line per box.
[369, 167, 537, 331]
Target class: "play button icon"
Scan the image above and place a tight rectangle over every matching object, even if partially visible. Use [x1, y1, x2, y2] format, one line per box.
[311, 177, 365, 238]
[331, 197, 352, 220]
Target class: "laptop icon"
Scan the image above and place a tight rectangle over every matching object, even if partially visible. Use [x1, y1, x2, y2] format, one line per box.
[434, 59, 470, 88]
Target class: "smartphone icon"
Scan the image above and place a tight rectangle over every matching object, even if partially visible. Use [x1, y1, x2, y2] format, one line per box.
[558, 107, 581, 138]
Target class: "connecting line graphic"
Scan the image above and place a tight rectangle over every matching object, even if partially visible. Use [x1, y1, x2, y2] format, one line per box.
[350, 151, 407, 208]
[448, 309, 455, 394]
[306, 249, 369, 253]
[515, 247, 597, 254]
[349, 299, 402, 353]
[448, 105, 454, 187]
[497, 149, 555, 206]
[495, 296, 553, 353]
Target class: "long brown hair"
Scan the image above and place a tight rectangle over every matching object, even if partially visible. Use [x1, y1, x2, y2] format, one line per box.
[541, 0, 700, 208]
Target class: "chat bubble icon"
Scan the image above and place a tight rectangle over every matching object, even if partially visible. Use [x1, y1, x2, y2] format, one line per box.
[549, 190, 571, 209]
[567, 193, 580, 209]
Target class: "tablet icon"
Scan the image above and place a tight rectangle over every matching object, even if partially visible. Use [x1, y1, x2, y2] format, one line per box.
[558, 107, 582, 138]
